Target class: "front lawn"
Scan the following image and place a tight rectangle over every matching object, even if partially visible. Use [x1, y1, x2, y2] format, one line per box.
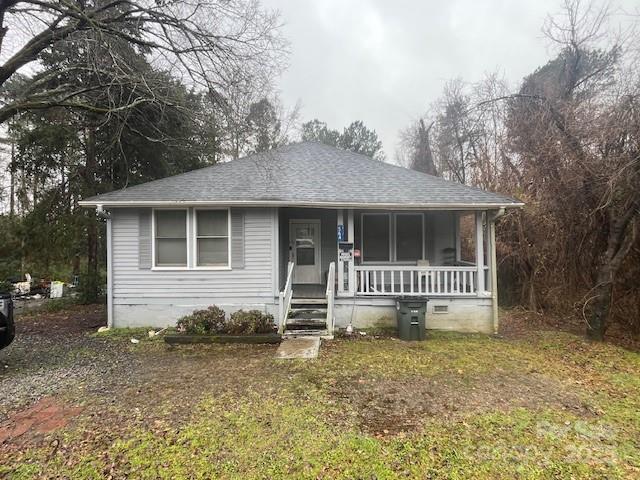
[1, 314, 639, 479]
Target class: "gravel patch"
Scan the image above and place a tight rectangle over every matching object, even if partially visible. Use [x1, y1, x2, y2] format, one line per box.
[0, 333, 140, 422]
[0, 305, 143, 422]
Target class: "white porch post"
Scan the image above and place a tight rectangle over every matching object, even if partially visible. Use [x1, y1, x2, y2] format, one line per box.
[347, 209, 355, 296]
[489, 216, 499, 333]
[337, 209, 345, 294]
[454, 212, 461, 264]
[488, 208, 505, 334]
[475, 211, 485, 296]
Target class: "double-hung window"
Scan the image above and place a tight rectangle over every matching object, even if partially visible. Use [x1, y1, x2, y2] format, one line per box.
[195, 209, 229, 267]
[153, 209, 230, 268]
[154, 210, 188, 267]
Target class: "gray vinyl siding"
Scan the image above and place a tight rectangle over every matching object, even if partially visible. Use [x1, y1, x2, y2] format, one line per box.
[111, 208, 275, 305]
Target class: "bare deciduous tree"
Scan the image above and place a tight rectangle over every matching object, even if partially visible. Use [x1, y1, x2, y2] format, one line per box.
[0, 0, 287, 301]
[399, 0, 640, 340]
[0, 0, 287, 123]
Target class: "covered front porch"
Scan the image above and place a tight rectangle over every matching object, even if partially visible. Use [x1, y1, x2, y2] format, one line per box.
[277, 206, 501, 336]
[278, 207, 497, 297]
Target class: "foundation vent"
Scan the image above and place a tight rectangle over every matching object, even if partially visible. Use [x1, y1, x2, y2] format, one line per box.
[433, 305, 449, 314]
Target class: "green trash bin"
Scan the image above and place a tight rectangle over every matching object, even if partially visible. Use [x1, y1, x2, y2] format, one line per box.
[396, 298, 427, 341]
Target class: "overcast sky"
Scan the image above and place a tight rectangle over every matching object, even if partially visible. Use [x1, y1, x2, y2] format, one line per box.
[261, 0, 634, 160]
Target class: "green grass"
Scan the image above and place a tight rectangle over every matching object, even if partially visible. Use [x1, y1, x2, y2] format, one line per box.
[2, 331, 639, 479]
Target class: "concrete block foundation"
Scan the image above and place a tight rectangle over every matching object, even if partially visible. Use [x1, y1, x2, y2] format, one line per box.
[334, 297, 493, 334]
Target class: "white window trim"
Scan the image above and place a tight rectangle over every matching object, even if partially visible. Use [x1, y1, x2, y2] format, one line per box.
[192, 207, 232, 270]
[361, 212, 426, 264]
[151, 207, 190, 270]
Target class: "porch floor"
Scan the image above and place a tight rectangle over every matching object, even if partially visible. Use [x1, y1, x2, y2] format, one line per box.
[292, 284, 325, 298]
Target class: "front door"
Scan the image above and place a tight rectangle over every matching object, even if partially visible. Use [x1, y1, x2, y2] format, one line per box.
[289, 220, 321, 284]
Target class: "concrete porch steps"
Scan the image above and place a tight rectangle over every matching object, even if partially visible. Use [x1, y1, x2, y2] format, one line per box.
[275, 336, 321, 359]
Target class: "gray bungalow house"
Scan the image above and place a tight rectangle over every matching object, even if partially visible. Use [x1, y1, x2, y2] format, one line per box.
[80, 142, 523, 336]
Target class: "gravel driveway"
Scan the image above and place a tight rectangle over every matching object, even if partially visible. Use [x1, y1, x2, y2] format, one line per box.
[0, 304, 136, 422]
[0, 303, 281, 447]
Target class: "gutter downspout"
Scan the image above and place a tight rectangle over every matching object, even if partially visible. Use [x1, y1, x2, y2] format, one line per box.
[98, 205, 114, 329]
[489, 208, 505, 335]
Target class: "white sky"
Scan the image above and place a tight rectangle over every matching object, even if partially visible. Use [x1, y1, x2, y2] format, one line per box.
[261, 0, 637, 159]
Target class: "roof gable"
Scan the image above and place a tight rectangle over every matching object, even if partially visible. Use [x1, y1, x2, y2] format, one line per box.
[80, 142, 523, 208]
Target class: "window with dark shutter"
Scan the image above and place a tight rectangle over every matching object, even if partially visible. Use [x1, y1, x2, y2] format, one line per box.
[230, 209, 245, 269]
[139, 209, 152, 269]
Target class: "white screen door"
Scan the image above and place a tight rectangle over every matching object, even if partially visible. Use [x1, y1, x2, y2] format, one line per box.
[289, 220, 321, 284]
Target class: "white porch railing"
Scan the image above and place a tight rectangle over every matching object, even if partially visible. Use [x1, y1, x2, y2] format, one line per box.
[354, 265, 478, 296]
[278, 262, 294, 334]
[326, 262, 336, 335]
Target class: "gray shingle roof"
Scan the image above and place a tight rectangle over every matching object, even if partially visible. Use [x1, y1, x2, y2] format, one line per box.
[80, 142, 523, 209]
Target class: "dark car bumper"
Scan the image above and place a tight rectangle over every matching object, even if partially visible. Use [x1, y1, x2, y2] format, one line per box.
[0, 294, 15, 350]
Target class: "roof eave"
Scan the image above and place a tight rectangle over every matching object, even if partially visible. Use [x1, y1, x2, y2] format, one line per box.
[78, 199, 525, 210]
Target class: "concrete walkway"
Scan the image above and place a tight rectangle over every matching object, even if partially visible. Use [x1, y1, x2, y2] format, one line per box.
[275, 337, 320, 359]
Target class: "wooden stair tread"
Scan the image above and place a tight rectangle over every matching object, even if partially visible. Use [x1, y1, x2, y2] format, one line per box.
[287, 318, 327, 327]
[291, 298, 328, 305]
[283, 329, 329, 337]
[289, 310, 327, 320]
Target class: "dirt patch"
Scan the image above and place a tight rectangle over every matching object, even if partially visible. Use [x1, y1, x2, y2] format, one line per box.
[17, 303, 106, 335]
[332, 371, 591, 436]
[499, 309, 579, 339]
[0, 397, 82, 445]
[500, 308, 640, 351]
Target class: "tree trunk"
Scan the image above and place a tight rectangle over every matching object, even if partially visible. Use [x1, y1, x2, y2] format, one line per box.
[586, 204, 638, 340]
[84, 125, 99, 303]
[86, 219, 98, 302]
[586, 277, 612, 341]
[72, 254, 80, 276]
[9, 138, 14, 216]
[527, 276, 538, 312]
[411, 119, 438, 176]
